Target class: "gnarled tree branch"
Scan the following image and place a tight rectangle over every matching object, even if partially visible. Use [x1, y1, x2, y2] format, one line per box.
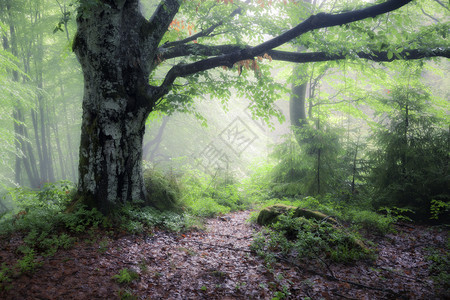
[142, 0, 181, 46]
[157, 43, 450, 63]
[267, 48, 450, 63]
[157, 44, 246, 61]
[156, 0, 417, 94]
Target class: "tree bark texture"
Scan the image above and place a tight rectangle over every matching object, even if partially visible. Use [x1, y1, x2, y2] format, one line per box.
[73, 0, 162, 213]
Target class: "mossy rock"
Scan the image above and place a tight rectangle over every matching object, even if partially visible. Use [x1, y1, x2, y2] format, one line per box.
[256, 204, 338, 226]
[257, 204, 370, 254]
[256, 204, 296, 226]
[293, 208, 338, 225]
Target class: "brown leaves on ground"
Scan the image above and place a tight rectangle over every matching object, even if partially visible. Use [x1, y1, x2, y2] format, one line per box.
[0, 211, 447, 299]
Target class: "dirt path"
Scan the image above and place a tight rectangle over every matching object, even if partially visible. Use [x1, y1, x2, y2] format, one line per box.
[1, 210, 447, 299]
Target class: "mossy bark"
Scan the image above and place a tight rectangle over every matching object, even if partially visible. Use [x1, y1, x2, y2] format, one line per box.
[72, 0, 158, 214]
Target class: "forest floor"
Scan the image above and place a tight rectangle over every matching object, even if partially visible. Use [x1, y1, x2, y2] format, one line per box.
[0, 210, 448, 299]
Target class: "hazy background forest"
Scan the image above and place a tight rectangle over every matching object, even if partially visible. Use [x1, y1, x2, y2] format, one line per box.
[1, 0, 448, 222]
[0, 0, 449, 298]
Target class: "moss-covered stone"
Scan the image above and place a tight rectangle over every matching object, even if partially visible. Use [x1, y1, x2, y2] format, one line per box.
[256, 204, 339, 226]
[256, 204, 370, 257]
[293, 207, 338, 225]
[256, 204, 296, 226]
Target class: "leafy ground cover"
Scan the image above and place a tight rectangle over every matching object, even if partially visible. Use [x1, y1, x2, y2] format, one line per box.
[0, 210, 447, 299]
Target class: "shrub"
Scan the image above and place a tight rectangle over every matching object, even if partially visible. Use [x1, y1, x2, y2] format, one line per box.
[367, 87, 449, 223]
[181, 169, 247, 217]
[142, 167, 183, 212]
[345, 209, 394, 235]
[113, 204, 190, 233]
[186, 197, 230, 218]
[252, 213, 373, 267]
[112, 268, 140, 284]
[2, 181, 74, 213]
[427, 242, 450, 295]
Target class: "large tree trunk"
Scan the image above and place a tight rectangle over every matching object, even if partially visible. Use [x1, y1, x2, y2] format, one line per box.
[73, 1, 157, 214]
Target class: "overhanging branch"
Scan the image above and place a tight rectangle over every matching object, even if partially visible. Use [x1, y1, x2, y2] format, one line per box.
[249, 0, 413, 57]
[158, 43, 450, 63]
[156, 0, 426, 96]
[157, 44, 246, 61]
[267, 48, 450, 63]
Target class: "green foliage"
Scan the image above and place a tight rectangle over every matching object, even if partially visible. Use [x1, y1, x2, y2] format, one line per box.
[346, 209, 394, 235]
[0, 182, 109, 284]
[430, 200, 450, 221]
[1, 180, 74, 213]
[112, 268, 140, 284]
[97, 238, 109, 254]
[378, 206, 414, 223]
[186, 196, 231, 218]
[0, 247, 43, 289]
[0, 264, 12, 291]
[59, 205, 105, 233]
[113, 204, 189, 233]
[368, 87, 449, 222]
[252, 213, 372, 267]
[427, 238, 450, 294]
[240, 160, 273, 204]
[23, 230, 76, 257]
[16, 247, 42, 273]
[143, 166, 183, 212]
[181, 169, 250, 217]
[117, 289, 138, 300]
[270, 124, 348, 198]
[256, 195, 395, 235]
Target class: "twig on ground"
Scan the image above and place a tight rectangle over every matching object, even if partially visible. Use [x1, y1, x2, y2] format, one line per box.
[376, 265, 430, 285]
[183, 239, 253, 253]
[273, 254, 392, 293]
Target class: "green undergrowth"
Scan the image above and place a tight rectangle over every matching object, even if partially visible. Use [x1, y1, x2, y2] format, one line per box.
[249, 195, 400, 270]
[0, 173, 203, 290]
[141, 164, 255, 218]
[426, 236, 450, 295]
[181, 169, 254, 217]
[251, 213, 375, 267]
[250, 195, 397, 235]
[111, 204, 202, 233]
[0, 168, 253, 290]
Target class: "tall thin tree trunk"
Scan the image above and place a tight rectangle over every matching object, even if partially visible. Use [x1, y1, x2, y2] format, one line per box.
[58, 76, 77, 181]
[317, 148, 321, 194]
[34, 18, 54, 182]
[4, 0, 40, 187]
[31, 108, 44, 178]
[316, 117, 321, 194]
[290, 65, 308, 130]
[45, 100, 56, 182]
[51, 102, 66, 179]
